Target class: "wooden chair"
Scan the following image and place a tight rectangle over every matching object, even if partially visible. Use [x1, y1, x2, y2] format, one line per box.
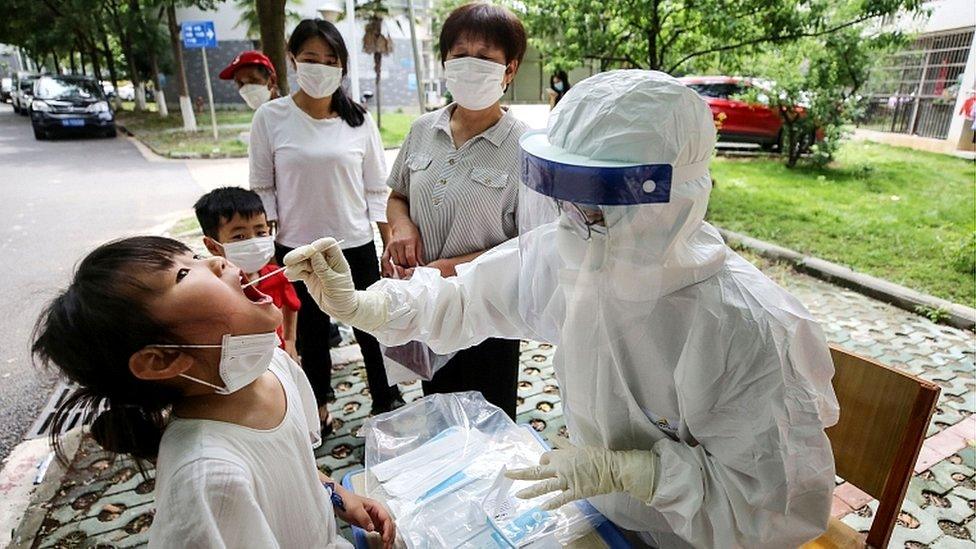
[802, 345, 940, 549]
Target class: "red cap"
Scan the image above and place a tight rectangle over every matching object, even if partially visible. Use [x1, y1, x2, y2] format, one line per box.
[218, 51, 276, 80]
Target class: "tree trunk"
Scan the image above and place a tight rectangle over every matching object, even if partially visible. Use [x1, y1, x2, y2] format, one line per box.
[150, 49, 168, 117]
[166, 3, 197, 131]
[648, 0, 659, 70]
[122, 37, 145, 110]
[98, 23, 120, 95]
[374, 52, 382, 129]
[165, 4, 190, 98]
[79, 49, 87, 75]
[785, 124, 800, 168]
[52, 52, 62, 74]
[111, 1, 144, 111]
[88, 43, 104, 82]
[68, 51, 77, 74]
[256, 0, 289, 95]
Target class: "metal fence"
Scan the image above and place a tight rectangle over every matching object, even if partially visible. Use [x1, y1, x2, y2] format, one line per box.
[860, 28, 974, 139]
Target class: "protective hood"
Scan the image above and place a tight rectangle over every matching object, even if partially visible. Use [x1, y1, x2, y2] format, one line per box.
[517, 70, 727, 338]
[370, 69, 838, 547]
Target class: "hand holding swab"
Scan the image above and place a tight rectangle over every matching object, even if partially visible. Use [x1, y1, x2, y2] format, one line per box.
[243, 239, 344, 288]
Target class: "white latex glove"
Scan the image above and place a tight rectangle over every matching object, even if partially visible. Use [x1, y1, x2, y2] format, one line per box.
[282, 237, 389, 331]
[505, 439, 658, 511]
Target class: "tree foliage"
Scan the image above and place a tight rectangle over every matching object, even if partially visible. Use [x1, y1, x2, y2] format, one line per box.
[359, 0, 394, 128]
[233, 0, 303, 44]
[0, 0, 217, 109]
[518, 0, 925, 74]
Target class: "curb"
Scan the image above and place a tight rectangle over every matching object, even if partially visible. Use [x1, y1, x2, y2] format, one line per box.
[719, 228, 976, 331]
[3, 430, 82, 549]
[116, 122, 247, 160]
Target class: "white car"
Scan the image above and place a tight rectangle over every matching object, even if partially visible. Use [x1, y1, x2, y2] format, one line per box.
[116, 84, 135, 101]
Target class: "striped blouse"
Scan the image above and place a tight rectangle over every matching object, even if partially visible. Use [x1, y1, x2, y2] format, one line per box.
[387, 104, 529, 264]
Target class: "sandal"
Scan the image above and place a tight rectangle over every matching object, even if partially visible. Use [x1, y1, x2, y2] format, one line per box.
[320, 409, 335, 438]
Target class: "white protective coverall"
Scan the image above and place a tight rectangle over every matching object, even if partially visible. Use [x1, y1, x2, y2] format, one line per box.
[287, 70, 840, 548]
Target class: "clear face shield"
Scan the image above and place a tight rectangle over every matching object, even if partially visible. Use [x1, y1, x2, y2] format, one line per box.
[515, 130, 681, 343]
[518, 130, 675, 226]
[517, 130, 676, 239]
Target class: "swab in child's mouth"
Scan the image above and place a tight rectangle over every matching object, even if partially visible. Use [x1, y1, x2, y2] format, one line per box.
[241, 239, 345, 289]
[239, 271, 274, 304]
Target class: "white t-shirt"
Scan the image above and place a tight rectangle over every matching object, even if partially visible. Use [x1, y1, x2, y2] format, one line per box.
[148, 350, 353, 549]
[249, 95, 389, 249]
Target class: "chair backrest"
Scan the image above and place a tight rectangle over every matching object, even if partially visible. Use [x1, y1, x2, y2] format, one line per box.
[826, 345, 940, 548]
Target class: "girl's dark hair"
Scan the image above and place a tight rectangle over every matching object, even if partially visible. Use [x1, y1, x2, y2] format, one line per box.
[288, 19, 367, 128]
[550, 70, 571, 105]
[551, 70, 570, 91]
[32, 236, 190, 465]
[439, 3, 527, 64]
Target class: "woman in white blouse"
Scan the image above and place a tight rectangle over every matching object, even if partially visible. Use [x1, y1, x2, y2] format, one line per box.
[250, 19, 403, 434]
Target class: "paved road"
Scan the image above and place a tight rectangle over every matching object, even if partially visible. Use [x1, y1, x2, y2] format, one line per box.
[0, 104, 209, 462]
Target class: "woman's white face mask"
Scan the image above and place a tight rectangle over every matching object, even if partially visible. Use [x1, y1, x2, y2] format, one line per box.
[444, 57, 507, 111]
[295, 62, 343, 99]
[239, 83, 272, 109]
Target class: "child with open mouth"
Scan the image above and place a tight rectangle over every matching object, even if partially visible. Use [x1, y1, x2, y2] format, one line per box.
[32, 236, 395, 548]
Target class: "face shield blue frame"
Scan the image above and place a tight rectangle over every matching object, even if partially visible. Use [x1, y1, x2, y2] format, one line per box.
[522, 150, 673, 206]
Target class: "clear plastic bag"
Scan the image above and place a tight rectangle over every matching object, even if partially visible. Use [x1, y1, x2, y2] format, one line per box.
[361, 392, 606, 548]
[380, 340, 456, 385]
[378, 267, 457, 385]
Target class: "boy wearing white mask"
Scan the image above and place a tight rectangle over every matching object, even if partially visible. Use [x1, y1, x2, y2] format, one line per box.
[218, 50, 279, 110]
[195, 187, 300, 361]
[249, 19, 404, 428]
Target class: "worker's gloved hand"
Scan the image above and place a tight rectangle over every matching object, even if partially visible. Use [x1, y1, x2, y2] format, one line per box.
[283, 237, 389, 331]
[505, 440, 658, 511]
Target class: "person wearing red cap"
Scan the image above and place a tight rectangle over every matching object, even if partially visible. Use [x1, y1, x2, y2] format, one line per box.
[219, 51, 279, 109]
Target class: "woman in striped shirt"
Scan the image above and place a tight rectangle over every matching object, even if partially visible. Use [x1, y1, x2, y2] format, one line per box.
[382, 3, 529, 418]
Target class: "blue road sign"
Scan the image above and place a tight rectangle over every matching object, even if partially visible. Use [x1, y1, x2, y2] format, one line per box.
[181, 21, 217, 49]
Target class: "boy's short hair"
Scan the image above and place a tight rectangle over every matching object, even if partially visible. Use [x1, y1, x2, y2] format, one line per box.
[194, 187, 267, 240]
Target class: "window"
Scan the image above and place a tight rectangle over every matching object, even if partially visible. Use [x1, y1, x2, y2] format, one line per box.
[687, 83, 747, 99]
[36, 78, 103, 101]
[859, 28, 974, 139]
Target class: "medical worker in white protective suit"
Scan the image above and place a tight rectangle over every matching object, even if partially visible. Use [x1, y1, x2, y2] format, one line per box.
[283, 70, 840, 548]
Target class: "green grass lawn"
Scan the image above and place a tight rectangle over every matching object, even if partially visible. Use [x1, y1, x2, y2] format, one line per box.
[376, 112, 416, 149]
[708, 141, 976, 306]
[116, 104, 416, 157]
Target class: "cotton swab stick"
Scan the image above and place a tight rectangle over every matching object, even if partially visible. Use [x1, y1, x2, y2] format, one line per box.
[242, 239, 345, 288]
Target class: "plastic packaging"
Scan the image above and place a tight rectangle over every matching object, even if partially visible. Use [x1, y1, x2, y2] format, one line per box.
[378, 267, 457, 385]
[362, 392, 606, 548]
[380, 340, 456, 385]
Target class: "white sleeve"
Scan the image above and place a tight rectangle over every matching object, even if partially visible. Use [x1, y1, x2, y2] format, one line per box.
[249, 107, 278, 222]
[148, 459, 279, 549]
[367, 239, 534, 354]
[648, 317, 836, 548]
[362, 113, 389, 223]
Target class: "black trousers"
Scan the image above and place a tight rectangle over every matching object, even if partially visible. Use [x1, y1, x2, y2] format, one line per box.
[422, 338, 520, 419]
[275, 241, 401, 409]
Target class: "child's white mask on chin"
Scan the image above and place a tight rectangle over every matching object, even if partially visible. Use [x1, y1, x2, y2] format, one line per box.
[219, 235, 275, 274]
[152, 332, 279, 395]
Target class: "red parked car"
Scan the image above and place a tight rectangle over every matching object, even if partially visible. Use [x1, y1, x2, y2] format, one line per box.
[679, 76, 817, 151]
